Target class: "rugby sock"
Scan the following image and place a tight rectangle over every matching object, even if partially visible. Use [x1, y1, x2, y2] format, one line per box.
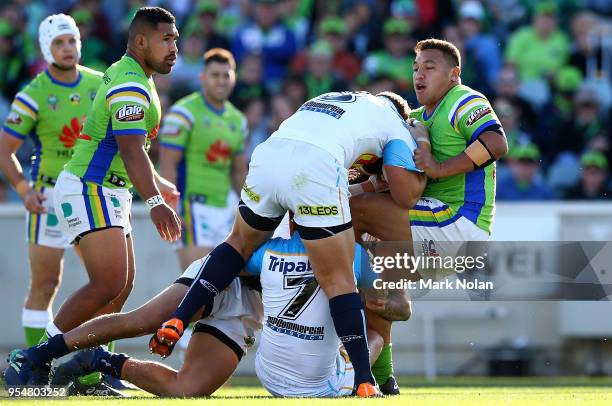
[170, 243, 244, 326]
[372, 343, 394, 384]
[25, 333, 69, 366]
[329, 293, 375, 386]
[93, 351, 129, 380]
[22, 309, 51, 347]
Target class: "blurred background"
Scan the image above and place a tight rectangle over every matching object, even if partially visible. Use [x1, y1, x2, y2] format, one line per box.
[0, 0, 612, 379]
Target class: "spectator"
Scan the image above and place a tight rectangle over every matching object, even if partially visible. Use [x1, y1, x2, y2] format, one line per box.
[497, 142, 553, 201]
[281, 73, 308, 107]
[302, 40, 348, 99]
[494, 64, 537, 131]
[458, 1, 502, 93]
[232, 0, 297, 91]
[505, 1, 570, 81]
[568, 11, 604, 78]
[246, 94, 294, 158]
[183, 0, 231, 52]
[494, 97, 531, 155]
[279, 0, 310, 48]
[170, 30, 206, 94]
[231, 53, 269, 110]
[363, 18, 414, 92]
[72, 9, 108, 72]
[291, 16, 361, 83]
[0, 18, 27, 100]
[565, 151, 611, 200]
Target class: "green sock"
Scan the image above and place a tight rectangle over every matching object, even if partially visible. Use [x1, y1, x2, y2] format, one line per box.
[372, 343, 394, 384]
[107, 341, 115, 352]
[78, 372, 103, 386]
[24, 327, 47, 347]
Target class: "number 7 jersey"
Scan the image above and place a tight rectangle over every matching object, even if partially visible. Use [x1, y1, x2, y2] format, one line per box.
[245, 233, 368, 390]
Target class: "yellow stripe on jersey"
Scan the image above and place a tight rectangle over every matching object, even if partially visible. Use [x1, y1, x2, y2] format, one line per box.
[454, 97, 488, 130]
[164, 113, 192, 129]
[106, 91, 150, 109]
[13, 100, 37, 119]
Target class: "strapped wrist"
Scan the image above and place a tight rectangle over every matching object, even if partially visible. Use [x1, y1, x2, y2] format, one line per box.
[145, 194, 165, 211]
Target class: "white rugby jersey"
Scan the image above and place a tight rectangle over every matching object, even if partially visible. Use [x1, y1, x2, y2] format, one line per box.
[271, 91, 420, 171]
[245, 233, 371, 390]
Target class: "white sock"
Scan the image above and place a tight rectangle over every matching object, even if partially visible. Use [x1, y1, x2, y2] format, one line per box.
[22, 308, 52, 328]
[45, 321, 63, 338]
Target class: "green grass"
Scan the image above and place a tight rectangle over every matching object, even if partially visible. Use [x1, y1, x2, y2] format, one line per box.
[2, 377, 612, 405]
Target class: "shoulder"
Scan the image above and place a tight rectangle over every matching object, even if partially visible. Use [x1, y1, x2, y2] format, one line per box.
[78, 65, 104, 79]
[225, 101, 247, 121]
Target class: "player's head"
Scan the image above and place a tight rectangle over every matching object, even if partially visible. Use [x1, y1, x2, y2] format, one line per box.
[413, 39, 461, 106]
[200, 48, 237, 104]
[376, 91, 410, 120]
[39, 14, 81, 70]
[128, 7, 178, 74]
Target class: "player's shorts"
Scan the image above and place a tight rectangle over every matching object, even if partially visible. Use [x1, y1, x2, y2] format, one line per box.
[175, 258, 263, 359]
[241, 137, 350, 231]
[255, 347, 354, 397]
[175, 192, 238, 249]
[409, 197, 489, 280]
[25, 184, 71, 249]
[54, 171, 132, 245]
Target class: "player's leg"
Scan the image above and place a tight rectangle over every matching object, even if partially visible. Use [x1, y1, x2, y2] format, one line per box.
[23, 244, 63, 346]
[350, 192, 412, 242]
[51, 228, 129, 332]
[366, 308, 400, 394]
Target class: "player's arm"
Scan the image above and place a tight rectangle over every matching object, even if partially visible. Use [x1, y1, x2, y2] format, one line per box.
[230, 152, 248, 195]
[158, 145, 183, 186]
[116, 135, 180, 241]
[0, 131, 45, 212]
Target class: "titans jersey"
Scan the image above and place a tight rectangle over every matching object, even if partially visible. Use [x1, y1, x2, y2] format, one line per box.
[2, 66, 103, 185]
[66, 55, 162, 189]
[272, 91, 420, 172]
[246, 233, 371, 390]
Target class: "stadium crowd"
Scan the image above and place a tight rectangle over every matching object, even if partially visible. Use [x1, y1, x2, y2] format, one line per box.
[0, 0, 610, 201]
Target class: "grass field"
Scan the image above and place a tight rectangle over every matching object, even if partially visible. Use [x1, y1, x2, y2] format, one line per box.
[2, 376, 612, 405]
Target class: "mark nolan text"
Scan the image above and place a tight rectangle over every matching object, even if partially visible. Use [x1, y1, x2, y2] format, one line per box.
[374, 278, 494, 290]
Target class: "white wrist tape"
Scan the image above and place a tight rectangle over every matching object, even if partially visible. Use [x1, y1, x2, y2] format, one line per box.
[145, 194, 165, 210]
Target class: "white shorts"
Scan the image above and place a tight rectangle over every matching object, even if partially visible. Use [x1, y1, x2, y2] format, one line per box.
[26, 185, 71, 249]
[178, 259, 263, 357]
[410, 197, 489, 280]
[54, 171, 132, 244]
[255, 347, 354, 397]
[241, 138, 350, 229]
[175, 193, 238, 249]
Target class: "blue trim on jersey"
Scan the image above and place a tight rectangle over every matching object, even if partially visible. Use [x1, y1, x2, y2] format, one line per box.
[177, 156, 186, 197]
[15, 95, 38, 113]
[45, 69, 82, 88]
[411, 212, 462, 227]
[383, 139, 420, 172]
[97, 185, 112, 225]
[83, 120, 119, 185]
[29, 131, 42, 183]
[412, 203, 450, 213]
[34, 185, 44, 243]
[171, 110, 193, 126]
[3, 126, 26, 140]
[113, 129, 147, 136]
[202, 94, 225, 116]
[160, 142, 185, 151]
[82, 182, 96, 229]
[422, 100, 441, 121]
[106, 86, 151, 103]
[469, 119, 498, 142]
[450, 95, 480, 127]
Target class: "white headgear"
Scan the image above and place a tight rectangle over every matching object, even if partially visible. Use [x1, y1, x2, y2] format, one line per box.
[38, 14, 81, 65]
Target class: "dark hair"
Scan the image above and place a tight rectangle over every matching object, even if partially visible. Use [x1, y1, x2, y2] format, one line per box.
[203, 48, 236, 70]
[415, 38, 461, 68]
[376, 91, 410, 120]
[129, 7, 175, 40]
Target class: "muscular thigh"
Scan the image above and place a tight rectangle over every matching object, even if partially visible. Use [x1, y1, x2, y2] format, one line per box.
[350, 192, 411, 242]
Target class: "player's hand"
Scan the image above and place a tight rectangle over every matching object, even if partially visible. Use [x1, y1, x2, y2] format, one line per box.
[150, 318, 184, 358]
[150, 204, 181, 242]
[21, 186, 46, 213]
[415, 148, 443, 179]
[369, 174, 389, 193]
[408, 118, 431, 152]
[155, 176, 180, 211]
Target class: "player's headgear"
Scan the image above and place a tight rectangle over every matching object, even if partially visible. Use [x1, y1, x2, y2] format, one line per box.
[38, 14, 81, 65]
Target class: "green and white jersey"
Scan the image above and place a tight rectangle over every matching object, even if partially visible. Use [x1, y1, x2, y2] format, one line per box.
[159, 92, 247, 207]
[65, 55, 162, 189]
[410, 84, 501, 234]
[2, 66, 103, 186]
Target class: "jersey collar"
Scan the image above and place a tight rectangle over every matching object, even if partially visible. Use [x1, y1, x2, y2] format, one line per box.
[45, 69, 82, 88]
[201, 93, 226, 116]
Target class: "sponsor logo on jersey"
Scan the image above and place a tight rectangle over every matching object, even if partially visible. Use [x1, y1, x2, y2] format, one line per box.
[108, 173, 127, 188]
[206, 139, 232, 163]
[242, 184, 260, 202]
[115, 104, 144, 122]
[297, 205, 339, 216]
[268, 255, 313, 274]
[47, 95, 58, 110]
[103, 74, 111, 84]
[89, 89, 97, 100]
[297, 100, 346, 119]
[266, 316, 324, 340]
[6, 111, 22, 125]
[466, 106, 491, 127]
[69, 93, 80, 105]
[61, 203, 73, 217]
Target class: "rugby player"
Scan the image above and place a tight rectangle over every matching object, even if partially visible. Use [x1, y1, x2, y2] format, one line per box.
[5, 7, 181, 392]
[154, 90, 427, 396]
[0, 14, 103, 347]
[351, 39, 507, 275]
[159, 48, 247, 271]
